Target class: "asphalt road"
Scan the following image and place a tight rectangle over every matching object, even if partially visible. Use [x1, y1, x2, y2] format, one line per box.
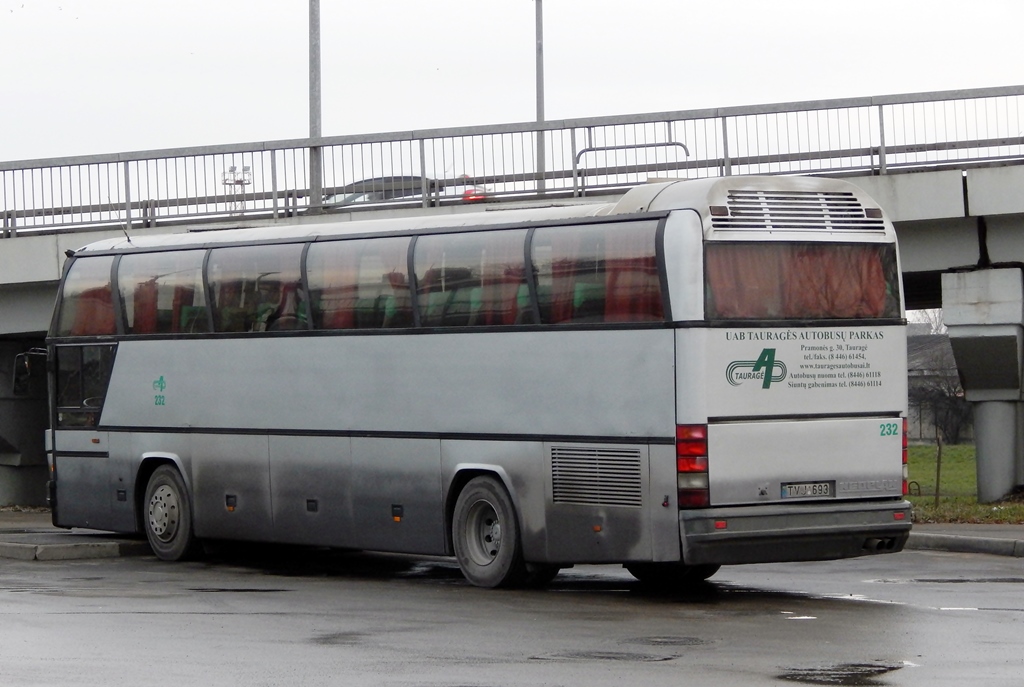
[0, 544, 1021, 686]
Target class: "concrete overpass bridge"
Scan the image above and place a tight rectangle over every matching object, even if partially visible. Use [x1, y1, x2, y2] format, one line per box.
[3, 85, 1024, 505]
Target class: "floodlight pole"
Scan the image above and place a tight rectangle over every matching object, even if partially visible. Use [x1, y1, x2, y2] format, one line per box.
[309, 0, 323, 212]
[535, 0, 546, 194]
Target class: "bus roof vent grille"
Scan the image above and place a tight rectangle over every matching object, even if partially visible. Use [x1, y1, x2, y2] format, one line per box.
[551, 445, 643, 508]
[711, 189, 886, 232]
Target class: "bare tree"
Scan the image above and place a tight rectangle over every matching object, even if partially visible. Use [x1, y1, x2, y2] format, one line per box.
[908, 308, 946, 335]
[908, 335, 971, 444]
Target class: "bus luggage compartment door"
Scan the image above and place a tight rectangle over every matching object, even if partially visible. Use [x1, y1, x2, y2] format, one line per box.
[52, 429, 114, 530]
[707, 416, 904, 507]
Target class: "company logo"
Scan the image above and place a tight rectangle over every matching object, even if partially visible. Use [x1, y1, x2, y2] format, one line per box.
[152, 375, 167, 407]
[726, 348, 788, 389]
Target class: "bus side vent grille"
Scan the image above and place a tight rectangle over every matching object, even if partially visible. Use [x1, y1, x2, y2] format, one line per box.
[712, 189, 886, 232]
[551, 446, 643, 508]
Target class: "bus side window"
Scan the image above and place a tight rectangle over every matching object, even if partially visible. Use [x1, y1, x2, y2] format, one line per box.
[208, 244, 304, 333]
[118, 250, 209, 335]
[55, 345, 116, 427]
[532, 221, 663, 324]
[55, 256, 117, 337]
[413, 230, 529, 328]
[475, 230, 530, 326]
[603, 223, 663, 322]
[307, 237, 412, 330]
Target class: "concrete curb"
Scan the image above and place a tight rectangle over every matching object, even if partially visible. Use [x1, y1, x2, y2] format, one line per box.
[906, 532, 1024, 557]
[0, 538, 151, 561]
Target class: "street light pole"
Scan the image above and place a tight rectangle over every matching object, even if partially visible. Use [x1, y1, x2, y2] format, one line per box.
[535, 0, 544, 124]
[309, 0, 323, 211]
[535, 0, 546, 194]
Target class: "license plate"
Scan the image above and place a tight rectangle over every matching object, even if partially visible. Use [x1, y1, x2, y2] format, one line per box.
[781, 481, 835, 499]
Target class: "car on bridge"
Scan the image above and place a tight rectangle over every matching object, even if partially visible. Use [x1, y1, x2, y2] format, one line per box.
[323, 175, 490, 209]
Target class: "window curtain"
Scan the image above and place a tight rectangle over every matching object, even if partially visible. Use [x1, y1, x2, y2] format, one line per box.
[706, 243, 889, 319]
[171, 286, 200, 333]
[476, 231, 527, 326]
[315, 244, 361, 330]
[378, 238, 412, 328]
[543, 230, 582, 324]
[70, 287, 116, 336]
[705, 243, 785, 318]
[604, 224, 663, 321]
[131, 279, 159, 334]
[782, 245, 886, 318]
[414, 236, 448, 326]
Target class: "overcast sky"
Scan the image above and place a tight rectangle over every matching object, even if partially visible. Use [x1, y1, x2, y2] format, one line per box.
[2, 0, 1023, 162]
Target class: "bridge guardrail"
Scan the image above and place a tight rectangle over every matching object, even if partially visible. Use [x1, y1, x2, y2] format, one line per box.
[2, 85, 1023, 236]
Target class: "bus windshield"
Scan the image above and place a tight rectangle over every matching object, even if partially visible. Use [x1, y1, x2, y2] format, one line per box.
[704, 241, 900, 320]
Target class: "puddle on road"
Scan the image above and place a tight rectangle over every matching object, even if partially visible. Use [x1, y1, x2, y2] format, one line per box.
[778, 662, 903, 685]
[310, 631, 368, 646]
[531, 650, 674, 662]
[624, 635, 709, 647]
[187, 587, 291, 593]
[871, 577, 1024, 585]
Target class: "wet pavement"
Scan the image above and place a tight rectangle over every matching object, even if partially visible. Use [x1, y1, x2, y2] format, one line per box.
[2, 534, 1022, 686]
[1, 508, 1022, 561]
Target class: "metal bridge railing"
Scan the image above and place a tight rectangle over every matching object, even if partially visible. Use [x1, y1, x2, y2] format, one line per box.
[2, 85, 1024, 237]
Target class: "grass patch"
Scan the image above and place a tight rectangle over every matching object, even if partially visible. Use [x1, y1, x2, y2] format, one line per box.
[907, 443, 1024, 523]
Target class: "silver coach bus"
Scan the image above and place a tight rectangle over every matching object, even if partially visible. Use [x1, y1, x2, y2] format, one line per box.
[42, 176, 912, 588]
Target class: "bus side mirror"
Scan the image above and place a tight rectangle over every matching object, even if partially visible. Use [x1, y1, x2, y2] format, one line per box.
[11, 348, 46, 397]
[12, 353, 31, 396]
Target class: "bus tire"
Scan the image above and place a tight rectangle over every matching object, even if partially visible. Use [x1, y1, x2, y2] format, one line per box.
[452, 476, 528, 588]
[523, 563, 561, 588]
[144, 465, 200, 561]
[625, 562, 720, 588]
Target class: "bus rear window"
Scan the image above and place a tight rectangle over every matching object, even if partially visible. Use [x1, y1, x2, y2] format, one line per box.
[705, 242, 900, 320]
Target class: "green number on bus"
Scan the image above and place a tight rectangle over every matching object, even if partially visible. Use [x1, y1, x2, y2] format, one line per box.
[879, 422, 899, 437]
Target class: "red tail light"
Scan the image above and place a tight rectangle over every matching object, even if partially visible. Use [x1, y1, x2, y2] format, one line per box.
[677, 424, 710, 508]
[677, 455, 708, 473]
[676, 424, 707, 456]
[902, 417, 909, 496]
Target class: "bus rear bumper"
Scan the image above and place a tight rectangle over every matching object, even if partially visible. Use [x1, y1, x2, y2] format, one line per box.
[679, 499, 912, 566]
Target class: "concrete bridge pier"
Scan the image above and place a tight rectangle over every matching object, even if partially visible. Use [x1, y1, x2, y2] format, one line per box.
[971, 402, 1023, 502]
[0, 341, 49, 506]
[943, 268, 1024, 502]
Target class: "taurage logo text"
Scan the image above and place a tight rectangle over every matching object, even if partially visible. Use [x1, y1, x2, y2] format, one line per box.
[726, 348, 788, 389]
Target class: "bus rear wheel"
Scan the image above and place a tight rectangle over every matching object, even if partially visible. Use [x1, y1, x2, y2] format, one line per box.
[625, 562, 720, 588]
[144, 465, 200, 561]
[524, 563, 562, 587]
[452, 476, 528, 588]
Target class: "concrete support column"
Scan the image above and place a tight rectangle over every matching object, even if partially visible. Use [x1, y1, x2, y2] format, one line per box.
[972, 401, 1022, 503]
[0, 341, 49, 507]
[942, 268, 1024, 502]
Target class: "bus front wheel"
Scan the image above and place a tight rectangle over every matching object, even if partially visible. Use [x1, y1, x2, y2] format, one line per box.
[452, 476, 528, 588]
[144, 465, 200, 561]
